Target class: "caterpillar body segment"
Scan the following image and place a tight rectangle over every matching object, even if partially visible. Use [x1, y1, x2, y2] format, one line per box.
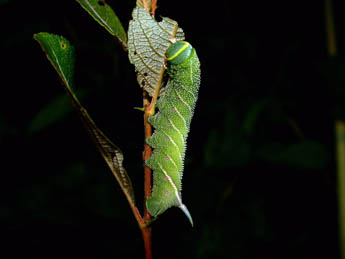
[145, 41, 201, 226]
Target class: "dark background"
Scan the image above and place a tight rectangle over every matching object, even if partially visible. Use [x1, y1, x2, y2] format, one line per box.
[0, 0, 343, 258]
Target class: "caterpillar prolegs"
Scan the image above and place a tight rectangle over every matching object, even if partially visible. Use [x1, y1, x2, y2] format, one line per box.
[145, 41, 201, 225]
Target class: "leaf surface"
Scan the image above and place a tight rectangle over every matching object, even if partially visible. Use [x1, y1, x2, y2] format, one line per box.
[257, 140, 330, 169]
[28, 89, 93, 134]
[29, 93, 75, 134]
[34, 33, 75, 88]
[33, 32, 135, 205]
[76, 0, 127, 47]
[127, 6, 184, 96]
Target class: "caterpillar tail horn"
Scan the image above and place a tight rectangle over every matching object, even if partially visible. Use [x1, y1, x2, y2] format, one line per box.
[179, 204, 193, 227]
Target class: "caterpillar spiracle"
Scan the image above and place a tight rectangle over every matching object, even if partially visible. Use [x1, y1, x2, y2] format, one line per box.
[145, 41, 201, 226]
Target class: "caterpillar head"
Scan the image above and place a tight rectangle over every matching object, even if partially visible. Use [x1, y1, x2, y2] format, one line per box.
[166, 41, 194, 65]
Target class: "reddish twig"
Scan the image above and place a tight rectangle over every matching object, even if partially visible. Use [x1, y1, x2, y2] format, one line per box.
[141, 225, 152, 259]
[141, 90, 153, 259]
[143, 91, 153, 220]
[139, 0, 157, 16]
[151, 0, 157, 15]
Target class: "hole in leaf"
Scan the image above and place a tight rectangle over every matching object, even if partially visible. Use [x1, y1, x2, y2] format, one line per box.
[98, 0, 106, 6]
[144, 72, 148, 77]
[141, 80, 146, 86]
[134, 51, 137, 55]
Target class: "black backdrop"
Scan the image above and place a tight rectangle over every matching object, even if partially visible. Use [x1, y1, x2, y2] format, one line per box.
[0, 0, 343, 258]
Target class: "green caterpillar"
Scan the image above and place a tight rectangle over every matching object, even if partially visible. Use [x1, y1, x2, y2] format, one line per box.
[145, 41, 201, 226]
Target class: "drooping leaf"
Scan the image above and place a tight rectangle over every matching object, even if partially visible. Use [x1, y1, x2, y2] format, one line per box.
[127, 6, 184, 96]
[33, 32, 135, 205]
[34, 33, 75, 89]
[76, 0, 127, 47]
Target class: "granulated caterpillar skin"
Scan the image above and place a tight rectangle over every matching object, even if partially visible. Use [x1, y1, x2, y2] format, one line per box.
[145, 41, 201, 226]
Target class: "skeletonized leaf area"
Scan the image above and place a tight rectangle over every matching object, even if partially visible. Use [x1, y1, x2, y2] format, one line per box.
[128, 6, 184, 96]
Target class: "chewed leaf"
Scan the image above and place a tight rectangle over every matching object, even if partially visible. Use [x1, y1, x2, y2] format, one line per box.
[76, 0, 127, 47]
[34, 32, 135, 205]
[78, 106, 136, 205]
[128, 6, 184, 96]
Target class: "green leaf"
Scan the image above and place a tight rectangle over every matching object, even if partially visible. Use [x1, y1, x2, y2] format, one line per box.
[127, 6, 185, 96]
[28, 93, 74, 134]
[257, 140, 330, 170]
[34, 32, 75, 89]
[204, 110, 251, 168]
[243, 99, 269, 135]
[28, 90, 88, 134]
[76, 0, 127, 47]
[34, 32, 135, 206]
